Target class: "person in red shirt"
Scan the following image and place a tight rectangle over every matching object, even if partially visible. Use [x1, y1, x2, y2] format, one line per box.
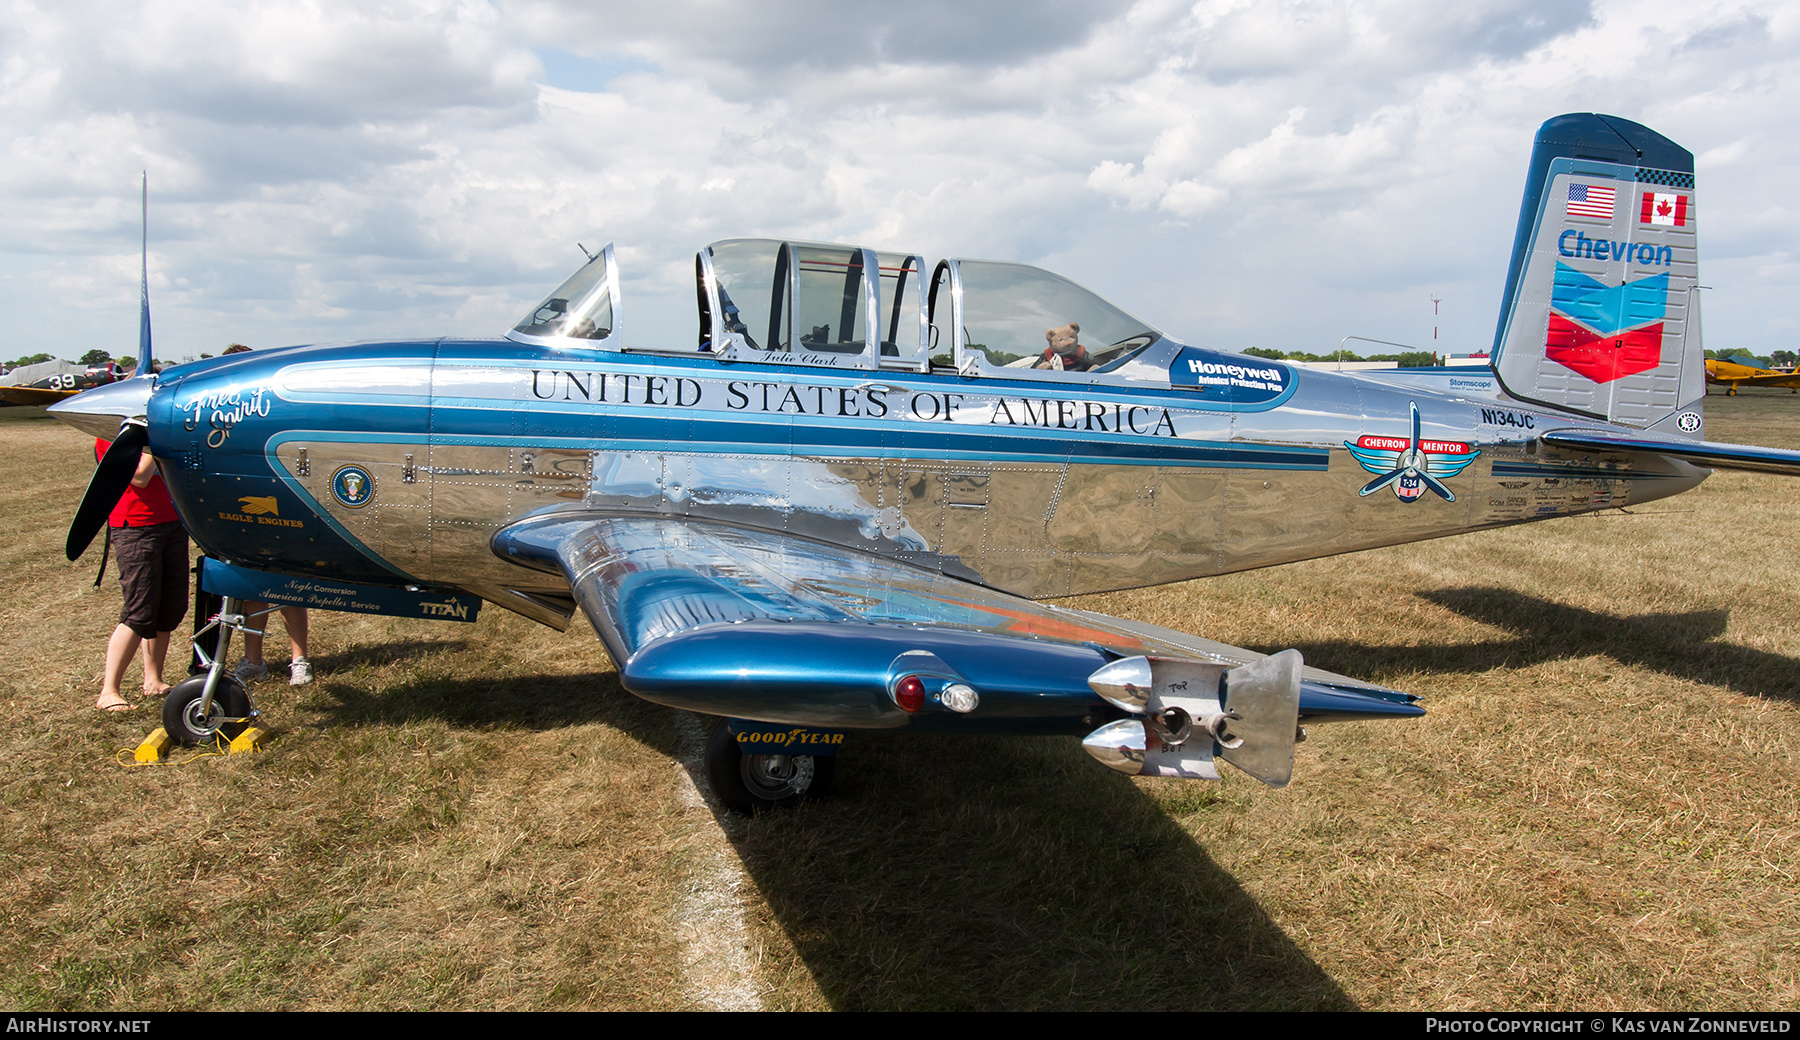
[94, 437, 188, 712]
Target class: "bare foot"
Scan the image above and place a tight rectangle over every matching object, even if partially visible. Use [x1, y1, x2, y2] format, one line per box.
[96, 693, 135, 712]
[142, 683, 170, 699]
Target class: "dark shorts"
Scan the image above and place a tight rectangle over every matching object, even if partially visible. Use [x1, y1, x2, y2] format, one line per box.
[113, 522, 189, 638]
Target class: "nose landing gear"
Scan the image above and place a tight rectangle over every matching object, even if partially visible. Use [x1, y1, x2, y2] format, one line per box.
[161, 596, 262, 746]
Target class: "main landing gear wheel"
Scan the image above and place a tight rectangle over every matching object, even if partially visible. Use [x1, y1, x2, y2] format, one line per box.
[162, 674, 250, 745]
[704, 718, 835, 815]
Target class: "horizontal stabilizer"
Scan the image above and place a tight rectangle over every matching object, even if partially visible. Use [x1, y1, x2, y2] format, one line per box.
[1539, 428, 1800, 477]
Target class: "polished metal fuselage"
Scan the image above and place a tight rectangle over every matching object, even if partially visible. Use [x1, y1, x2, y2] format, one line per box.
[115, 335, 1704, 613]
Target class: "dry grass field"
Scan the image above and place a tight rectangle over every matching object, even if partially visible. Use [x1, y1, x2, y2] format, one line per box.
[3, 390, 1799, 1011]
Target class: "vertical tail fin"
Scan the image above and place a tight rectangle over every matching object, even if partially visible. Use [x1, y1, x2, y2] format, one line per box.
[1490, 114, 1702, 432]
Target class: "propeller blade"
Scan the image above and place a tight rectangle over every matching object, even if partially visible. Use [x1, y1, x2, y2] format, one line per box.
[1417, 470, 1457, 502]
[1358, 468, 1403, 496]
[67, 421, 148, 561]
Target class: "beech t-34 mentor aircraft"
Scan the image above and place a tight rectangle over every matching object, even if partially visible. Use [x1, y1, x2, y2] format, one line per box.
[54, 114, 1800, 812]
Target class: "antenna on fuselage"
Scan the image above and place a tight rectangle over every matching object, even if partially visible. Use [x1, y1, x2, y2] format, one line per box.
[577, 242, 596, 262]
[137, 171, 152, 376]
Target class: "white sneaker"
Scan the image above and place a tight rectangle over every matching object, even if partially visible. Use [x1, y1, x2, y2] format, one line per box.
[289, 657, 313, 686]
[233, 660, 269, 683]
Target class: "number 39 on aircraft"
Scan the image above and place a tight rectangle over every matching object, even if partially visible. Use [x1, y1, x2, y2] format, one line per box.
[54, 113, 1800, 813]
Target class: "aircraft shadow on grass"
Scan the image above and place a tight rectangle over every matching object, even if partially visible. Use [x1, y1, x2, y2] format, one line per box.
[301, 640, 471, 674]
[1272, 586, 1800, 703]
[308, 664, 1352, 1010]
[700, 733, 1355, 1011]
[305, 658, 632, 733]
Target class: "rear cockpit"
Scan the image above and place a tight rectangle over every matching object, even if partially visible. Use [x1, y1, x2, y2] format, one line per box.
[699, 239, 930, 369]
[507, 237, 1185, 388]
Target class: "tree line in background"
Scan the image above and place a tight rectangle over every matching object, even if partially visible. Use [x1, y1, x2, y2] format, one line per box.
[1243, 347, 1441, 367]
[3, 348, 231, 370]
[5, 350, 131, 369]
[1704, 349, 1797, 368]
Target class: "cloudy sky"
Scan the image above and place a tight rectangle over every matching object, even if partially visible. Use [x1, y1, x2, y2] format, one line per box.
[2, 0, 1796, 365]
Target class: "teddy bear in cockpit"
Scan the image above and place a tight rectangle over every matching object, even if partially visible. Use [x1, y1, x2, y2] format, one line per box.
[1033, 321, 1094, 372]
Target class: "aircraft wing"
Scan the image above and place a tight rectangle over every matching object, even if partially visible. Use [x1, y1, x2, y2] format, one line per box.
[1540, 428, 1800, 477]
[1736, 372, 1800, 389]
[492, 515, 1422, 728]
[0, 386, 79, 407]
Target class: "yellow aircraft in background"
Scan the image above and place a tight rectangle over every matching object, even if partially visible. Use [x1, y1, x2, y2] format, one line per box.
[1704, 354, 1800, 395]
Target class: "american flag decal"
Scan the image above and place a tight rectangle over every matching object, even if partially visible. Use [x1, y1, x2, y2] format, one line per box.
[1566, 183, 1617, 221]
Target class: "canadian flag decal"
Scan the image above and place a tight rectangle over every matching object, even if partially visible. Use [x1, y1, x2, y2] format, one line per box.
[1640, 191, 1689, 227]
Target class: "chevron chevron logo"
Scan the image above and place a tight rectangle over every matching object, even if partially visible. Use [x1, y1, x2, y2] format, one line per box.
[1545, 262, 1670, 384]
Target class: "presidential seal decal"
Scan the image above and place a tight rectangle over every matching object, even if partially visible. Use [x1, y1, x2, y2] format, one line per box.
[331, 465, 376, 508]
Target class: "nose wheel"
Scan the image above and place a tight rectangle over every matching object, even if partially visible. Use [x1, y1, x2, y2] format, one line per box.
[161, 594, 259, 746]
[704, 718, 835, 814]
[162, 674, 252, 745]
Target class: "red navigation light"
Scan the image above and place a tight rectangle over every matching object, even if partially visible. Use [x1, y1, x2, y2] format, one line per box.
[894, 674, 925, 712]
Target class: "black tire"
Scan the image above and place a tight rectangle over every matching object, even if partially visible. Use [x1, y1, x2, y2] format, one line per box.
[162, 674, 250, 745]
[704, 717, 836, 814]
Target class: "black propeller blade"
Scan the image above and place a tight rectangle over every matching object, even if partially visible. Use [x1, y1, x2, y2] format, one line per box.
[67, 420, 148, 561]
